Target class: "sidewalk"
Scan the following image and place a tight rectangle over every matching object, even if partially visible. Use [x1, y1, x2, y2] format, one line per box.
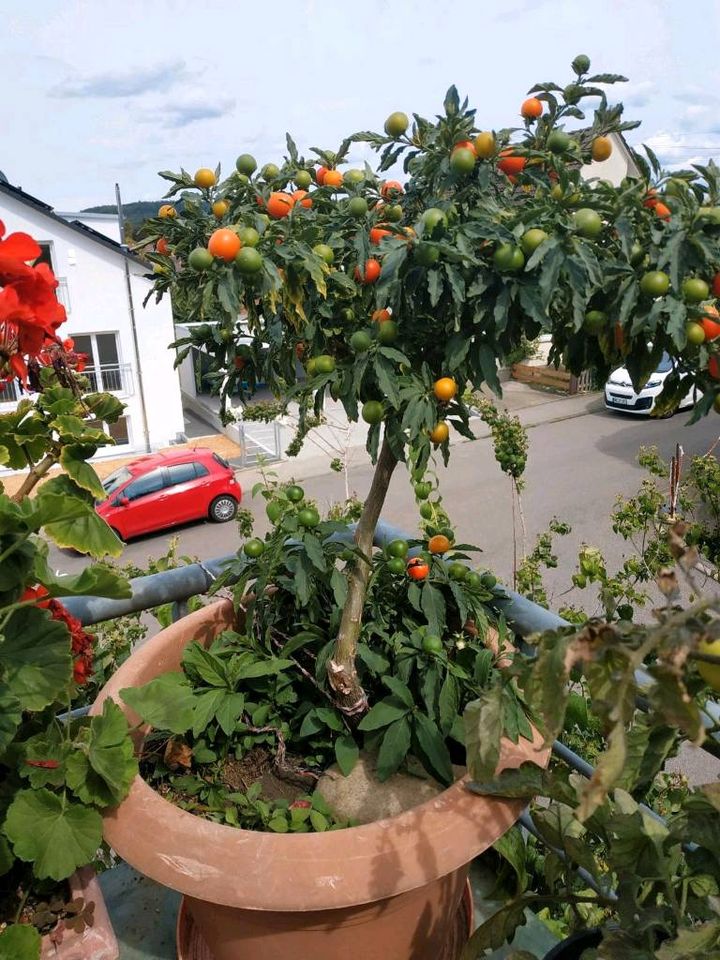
[234, 383, 603, 487]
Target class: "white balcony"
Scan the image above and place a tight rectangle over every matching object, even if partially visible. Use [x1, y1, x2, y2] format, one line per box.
[0, 363, 134, 409]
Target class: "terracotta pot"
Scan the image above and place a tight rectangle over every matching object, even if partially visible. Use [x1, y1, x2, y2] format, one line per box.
[93, 600, 543, 960]
[40, 868, 118, 960]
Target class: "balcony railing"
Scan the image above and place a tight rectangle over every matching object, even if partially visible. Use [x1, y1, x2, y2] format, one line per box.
[84, 363, 134, 396]
[0, 363, 134, 409]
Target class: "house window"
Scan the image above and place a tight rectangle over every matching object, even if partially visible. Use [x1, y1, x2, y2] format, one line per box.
[70, 333, 124, 393]
[106, 416, 130, 446]
[35, 243, 54, 270]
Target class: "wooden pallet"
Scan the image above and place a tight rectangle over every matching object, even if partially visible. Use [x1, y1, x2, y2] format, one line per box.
[511, 362, 591, 395]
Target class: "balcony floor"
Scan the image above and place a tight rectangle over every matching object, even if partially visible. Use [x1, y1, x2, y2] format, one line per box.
[102, 860, 558, 959]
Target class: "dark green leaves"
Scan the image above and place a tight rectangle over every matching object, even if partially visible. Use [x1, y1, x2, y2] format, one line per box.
[4, 789, 103, 881]
[376, 717, 412, 781]
[65, 700, 138, 807]
[412, 711, 453, 785]
[0, 924, 41, 960]
[0, 607, 71, 710]
[335, 734, 359, 776]
[358, 697, 411, 731]
[121, 673, 197, 733]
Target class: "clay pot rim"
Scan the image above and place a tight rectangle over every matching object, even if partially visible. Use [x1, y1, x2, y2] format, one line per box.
[94, 599, 545, 911]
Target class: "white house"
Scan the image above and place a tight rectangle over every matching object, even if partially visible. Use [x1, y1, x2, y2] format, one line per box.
[0, 175, 185, 458]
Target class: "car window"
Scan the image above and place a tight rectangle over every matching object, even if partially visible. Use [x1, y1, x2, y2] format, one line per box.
[167, 462, 198, 486]
[102, 466, 131, 494]
[194, 462, 209, 478]
[123, 469, 166, 501]
[657, 352, 673, 373]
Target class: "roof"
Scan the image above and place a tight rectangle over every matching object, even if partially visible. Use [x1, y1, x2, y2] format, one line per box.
[0, 179, 145, 266]
[124, 447, 214, 473]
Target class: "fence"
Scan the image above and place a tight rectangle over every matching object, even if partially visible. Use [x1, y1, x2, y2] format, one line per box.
[511, 362, 593, 395]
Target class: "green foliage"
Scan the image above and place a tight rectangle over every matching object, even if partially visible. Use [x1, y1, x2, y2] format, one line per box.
[0, 374, 135, 933]
[516, 518, 572, 606]
[465, 522, 720, 959]
[129, 486, 519, 821]
[150, 61, 720, 469]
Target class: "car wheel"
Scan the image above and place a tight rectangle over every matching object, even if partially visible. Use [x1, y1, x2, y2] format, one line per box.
[209, 495, 238, 523]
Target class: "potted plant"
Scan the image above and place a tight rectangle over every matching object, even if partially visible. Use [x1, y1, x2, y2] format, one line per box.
[464, 522, 720, 959]
[0, 221, 136, 959]
[97, 55, 720, 958]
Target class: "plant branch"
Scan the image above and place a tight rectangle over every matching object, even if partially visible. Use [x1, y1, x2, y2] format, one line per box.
[11, 452, 59, 502]
[328, 433, 398, 716]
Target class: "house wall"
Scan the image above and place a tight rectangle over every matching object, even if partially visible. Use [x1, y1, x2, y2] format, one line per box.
[0, 192, 185, 457]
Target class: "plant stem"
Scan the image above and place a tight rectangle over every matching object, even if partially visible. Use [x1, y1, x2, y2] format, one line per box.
[328, 434, 398, 715]
[11, 452, 58, 502]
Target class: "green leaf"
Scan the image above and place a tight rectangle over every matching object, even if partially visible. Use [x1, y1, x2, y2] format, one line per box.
[464, 683, 504, 782]
[84, 699, 138, 804]
[0, 924, 41, 960]
[356, 643, 389, 674]
[428, 269, 443, 307]
[21, 729, 68, 788]
[438, 671, 459, 736]
[0, 836, 14, 876]
[335, 733, 359, 776]
[357, 697, 411, 731]
[32, 548, 131, 599]
[492, 825, 528, 895]
[468, 763, 546, 800]
[382, 675, 415, 708]
[34, 480, 123, 558]
[303, 533, 327, 573]
[656, 922, 720, 958]
[413, 711, 453, 785]
[121, 673, 197, 734]
[330, 567, 348, 608]
[4, 789, 102, 881]
[215, 692, 245, 736]
[421, 582, 446, 636]
[60, 446, 105, 499]
[0, 687, 21, 752]
[375, 356, 401, 409]
[182, 643, 228, 687]
[190, 689, 227, 738]
[84, 392, 126, 423]
[376, 716, 412, 781]
[0, 607, 71, 710]
[460, 899, 528, 957]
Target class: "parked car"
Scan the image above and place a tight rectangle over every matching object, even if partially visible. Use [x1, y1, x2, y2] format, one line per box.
[604, 352, 699, 416]
[96, 448, 241, 540]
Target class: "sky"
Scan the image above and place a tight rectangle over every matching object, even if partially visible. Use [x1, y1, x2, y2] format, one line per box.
[4, 0, 720, 211]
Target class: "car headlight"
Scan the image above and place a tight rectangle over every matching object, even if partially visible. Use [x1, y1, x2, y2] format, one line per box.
[645, 379, 662, 388]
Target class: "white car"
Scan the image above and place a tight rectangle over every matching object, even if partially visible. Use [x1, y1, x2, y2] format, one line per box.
[604, 352, 698, 416]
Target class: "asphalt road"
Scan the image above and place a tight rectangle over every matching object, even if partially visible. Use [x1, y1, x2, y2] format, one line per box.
[50, 404, 720, 609]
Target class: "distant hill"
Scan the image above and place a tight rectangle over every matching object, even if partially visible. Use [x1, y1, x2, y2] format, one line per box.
[81, 201, 164, 227]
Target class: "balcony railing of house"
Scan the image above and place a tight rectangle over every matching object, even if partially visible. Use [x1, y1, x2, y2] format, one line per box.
[84, 362, 134, 396]
[0, 364, 134, 407]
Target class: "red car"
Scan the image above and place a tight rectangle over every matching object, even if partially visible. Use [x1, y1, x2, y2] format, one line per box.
[96, 448, 241, 540]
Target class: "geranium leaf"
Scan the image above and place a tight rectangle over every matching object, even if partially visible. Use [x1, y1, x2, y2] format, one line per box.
[4, 789, 102, 881]
[0, 924, 41, 960]
[59, 446, 105, 499]
[0, 608, 71, 710]
[32, 477, 123, 558]
[84, 699, 137, 804]
[0, 687, 22, 752]
[0, 837, 14, 877]
[32, 546, 131, 599]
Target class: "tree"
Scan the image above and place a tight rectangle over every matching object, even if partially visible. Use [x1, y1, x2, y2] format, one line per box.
[145, 56, 720, 717]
